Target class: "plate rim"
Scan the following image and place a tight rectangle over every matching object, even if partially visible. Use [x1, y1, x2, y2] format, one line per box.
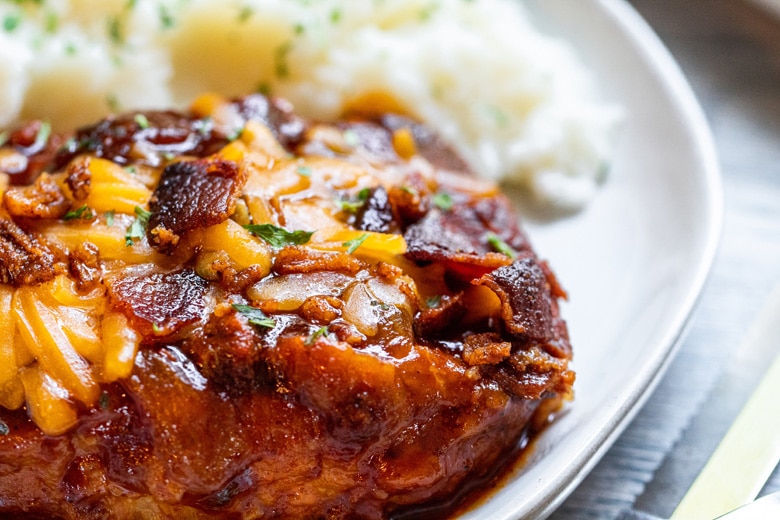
[466, 0, 724, 518]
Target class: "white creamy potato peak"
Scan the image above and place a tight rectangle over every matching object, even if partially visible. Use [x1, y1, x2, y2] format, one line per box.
[0, 0, 621, 209]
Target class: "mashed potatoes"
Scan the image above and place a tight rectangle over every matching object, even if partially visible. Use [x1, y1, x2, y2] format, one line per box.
[0, 0, 620, 209]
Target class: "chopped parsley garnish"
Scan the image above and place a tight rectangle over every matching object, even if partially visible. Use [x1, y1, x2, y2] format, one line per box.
[330, 8, 342, 23]
[399, 185, 419, 197]
[106, 93, 121, 112]
[0, 419, 8, 436]
[105, 210, 115, 227]
[134, 113, 150, 129]
[45, 12, 58, 33]
[64, 205, 95, 221]
[296, 165, 312, 177]
[486, 232, 517, 259]
[159, 6, 174, 28]
[243, 223, 314, 248]
[336, 187, 370, 213]
[125, 206, 151, 246]
[3, 14, 20, 32]
[305, 326, 329, 346]
[432, 192, 453, 211]
[343, 129, 359, 147]
[256, 82, 272, 96]
[0, 130, 8, 148]
[126, 0, 138, 9]
[238, 6, 254, 22]
[35, 121, 51, 147]
[226, 124, 245, 142]
[426, 295, 442, 309]
[65, 42, 77, 55]
[343, 233, 368, 254]
[274, 41, 292, 79]
[124, 165, 137, 174]
[293, 22, 305, 35]
[151, 323, 162, 333]
[107, 16, 123, 44]
[232, 304, 276, 328]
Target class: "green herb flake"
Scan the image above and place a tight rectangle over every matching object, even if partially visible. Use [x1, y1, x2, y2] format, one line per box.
[3, 14, 20, 32]
[134, 113, 150, 129]
[64, 205, 95, 221]
[152, 323, 162, 334]
[274, 41, 292, 79]
[98, 391, 110, 410]
[238, 6, 254, 22]
[243, 223, 314, 248]
[0, 130, 8, 148]
[106, 93, 121, 113]
[0, 419, 8, 436]
[330, 8, 342, 23]
[296, 165, 312, 177]
[486, 232, 517, 259]
[399, 185, 419, 197]
[343, 233, 368, 254]
[124, 165, 137, 174]
[65, 42, 77, 55]
[426, 295, 442, 309]
[35, 121, 51, 147]
[159, 6, 174, 28]
[107, 16, 123, 44]
[305, 326, 328, 346]
[232, 304, 276, 328]
[293, 22, 305, 35]
[45, 12, 58, 33]
[125, 205, 152, 246]
[343, 129, 359, 147]
[227, 124, 245, 142]
[432, 192, 453, 211]
[256, 82, 272, 96]
[105, 210, 115, 227]
[336, 188, 370, 213]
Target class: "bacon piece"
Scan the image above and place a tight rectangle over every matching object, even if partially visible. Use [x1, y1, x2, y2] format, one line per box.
[414, 294, 467, 338]
[3, 173, 70, 219]
[68, 242, 101, 291]
[108, 268, 206, 336]
[462, 333, 512, 366]
[352, 186, 400, 234]
[0, 218, 62, 285]
[147, 159, 246, 253]
[404, 195, 533, 281]
[1, 120, 66, 186]
[487, 346, 575, 399]
[55, 111, 227, 168]
[233, 94, 306, 149]
[475, 258, 554, 343]
[64, 157, 91, 201]
[272, 246, 365, 275]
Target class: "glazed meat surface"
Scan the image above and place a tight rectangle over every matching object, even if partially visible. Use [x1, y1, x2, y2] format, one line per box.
[0, 94, 574, 519]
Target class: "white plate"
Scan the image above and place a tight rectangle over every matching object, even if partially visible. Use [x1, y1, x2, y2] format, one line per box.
[465, 0, 722, 518]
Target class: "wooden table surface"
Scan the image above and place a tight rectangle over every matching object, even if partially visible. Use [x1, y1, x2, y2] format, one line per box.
[550, 1, 780, 518]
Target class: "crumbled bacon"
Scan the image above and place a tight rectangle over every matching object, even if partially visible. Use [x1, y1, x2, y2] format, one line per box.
[108, 268, 206, 336]
[272, 246, 365, 275]
[475, 258, 554, 343]
[64, 157, 91, 201]
[147, 159, 246, 253]
[68, 242, 101, 291]
[462, 332, 512, 366]
[0, 218, 62, 285]
[3, 173, 70, 220]
[55, 111, 228, 169]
